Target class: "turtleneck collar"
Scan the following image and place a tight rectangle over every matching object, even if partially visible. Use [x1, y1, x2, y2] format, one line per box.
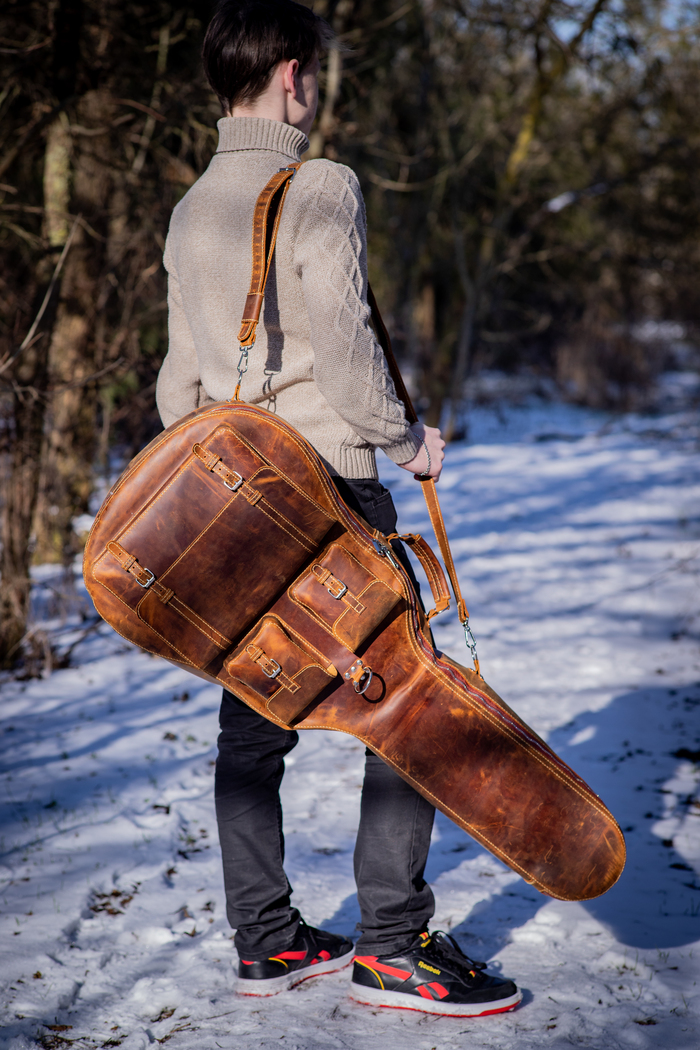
[215, 117, 309, 160]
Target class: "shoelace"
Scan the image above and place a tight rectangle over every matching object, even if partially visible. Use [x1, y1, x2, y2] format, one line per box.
[424, 931, 487, 977]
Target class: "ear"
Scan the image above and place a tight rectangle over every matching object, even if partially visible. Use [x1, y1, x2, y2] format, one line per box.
[281, 58, 300, 99]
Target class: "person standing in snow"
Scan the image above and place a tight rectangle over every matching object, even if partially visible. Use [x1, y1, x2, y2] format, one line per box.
[156, 0, 520, 1016]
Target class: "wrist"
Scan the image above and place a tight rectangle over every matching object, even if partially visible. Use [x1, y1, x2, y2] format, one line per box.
[417, 439, 431, 478]
[384, 428, 423, 466]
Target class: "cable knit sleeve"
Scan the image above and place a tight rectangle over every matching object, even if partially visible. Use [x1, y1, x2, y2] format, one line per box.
[156, 240, 203, 428]
[293, 161, 421, 466]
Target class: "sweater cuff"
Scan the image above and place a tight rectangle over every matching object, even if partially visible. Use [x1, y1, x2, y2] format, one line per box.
[381, 428, 423, 466]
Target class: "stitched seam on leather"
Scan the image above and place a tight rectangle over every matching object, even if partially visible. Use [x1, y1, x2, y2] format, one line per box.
[228, 411, 364, 533]
[263, 615, 340, 670]
[387, 594, 612, 817]
[288, 559, 396, 642]
[117, 452, 225, 548]
[407, 536, 449, 602]
[166, 596, 230, 648]
[136, 589, 228, 648]
[142, 491, 239, 584]
[332, 581, 395, 638]
[135, 605, 204, 665]
[100, 545, 229, 650]
[419, 553, 445, 596]
[156, 409, 408, 601]
[431, 657, 610, 812]
[286, 583, 333, 634]
[114, 417, 254, 542]
[266, 661, 325, 696]
[90, 561, 198, 668]
[210, 428, 336, 541]
[285, 589, 360, 649]
[329, 543, 387, 587]
[228, 662, 328, 705]
[87, 597, 199, 670]
[285, 718, 550, 886]
[218, 418, 338, 520]
[388, 592, 602, 808]
[432, 660, 604, 805]
[255, 498, 317, 551]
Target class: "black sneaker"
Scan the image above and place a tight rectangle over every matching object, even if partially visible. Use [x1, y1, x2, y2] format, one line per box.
[350, 930, 521, 1017]
[237, 921, 354, 996]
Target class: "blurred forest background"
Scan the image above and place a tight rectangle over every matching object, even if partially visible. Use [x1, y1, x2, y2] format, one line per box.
[1, 0, 700, 667]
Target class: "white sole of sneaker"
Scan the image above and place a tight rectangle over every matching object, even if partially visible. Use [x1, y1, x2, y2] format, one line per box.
[349, 981, 522, 1017]
[237, 948, 355, 996]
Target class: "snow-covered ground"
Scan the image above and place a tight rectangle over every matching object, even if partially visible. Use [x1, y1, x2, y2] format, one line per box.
[2, 400, 700, 1050]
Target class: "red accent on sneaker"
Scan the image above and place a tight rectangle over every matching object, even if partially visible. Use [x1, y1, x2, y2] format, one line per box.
[417, 986, 434, 999]
[275, 950, 307, 960]
[373, 961, 413, 980]
[429, 982, 449, 999]
[241, 960, 255, 965]
[311, 950, 331, 964]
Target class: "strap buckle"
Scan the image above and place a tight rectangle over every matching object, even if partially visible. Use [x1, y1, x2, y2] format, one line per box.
[136, 567, 155, 589]
[223, 471, 244, 492]
[327, 578, 348, 600]
[260, 657, 281, 679]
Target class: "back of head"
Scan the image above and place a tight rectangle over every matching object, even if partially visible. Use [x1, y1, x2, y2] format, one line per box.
[202, 0, 333, 113]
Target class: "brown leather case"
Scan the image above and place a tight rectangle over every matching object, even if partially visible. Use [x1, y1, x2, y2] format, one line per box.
[82, 165, 625, 902]
[84, 400, 625, 901]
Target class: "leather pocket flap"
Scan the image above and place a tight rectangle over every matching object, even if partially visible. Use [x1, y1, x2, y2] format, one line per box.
[290, 544, 401, 649]
[224, 619, 337, 723]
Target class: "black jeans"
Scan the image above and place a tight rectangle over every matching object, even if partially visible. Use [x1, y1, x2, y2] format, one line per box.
[215, 478, 436, 960]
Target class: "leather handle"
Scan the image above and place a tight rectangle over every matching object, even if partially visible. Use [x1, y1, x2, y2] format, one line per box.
[399, 533, 451, 621]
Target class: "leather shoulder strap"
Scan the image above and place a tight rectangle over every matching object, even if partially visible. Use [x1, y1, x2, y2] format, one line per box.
[238, 162, 300, 347]
[367, 284, 480, 674]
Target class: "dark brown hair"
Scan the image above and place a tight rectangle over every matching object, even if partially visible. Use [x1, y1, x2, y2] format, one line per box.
[202, 0, 333, 112]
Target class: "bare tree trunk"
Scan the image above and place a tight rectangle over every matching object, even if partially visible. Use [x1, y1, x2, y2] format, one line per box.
[0, 0, 84, 664]
[34, 91, 113, 568]
[0, 254, 63, 665]
[307, 47, 343, 159]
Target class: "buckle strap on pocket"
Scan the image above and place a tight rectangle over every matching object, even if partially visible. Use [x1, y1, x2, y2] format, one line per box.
[311, 565, 365, 615]
[107, 540, 156, 589]
[108, 541, 183, 607]
[193, 442, 263, 499]
[246, 643, 299, 693]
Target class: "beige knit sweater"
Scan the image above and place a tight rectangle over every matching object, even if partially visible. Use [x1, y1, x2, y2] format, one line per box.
[156, 117, 420, 479]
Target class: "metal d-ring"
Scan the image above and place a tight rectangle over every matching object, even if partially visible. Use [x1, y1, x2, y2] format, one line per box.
[354, 668, 373, 695]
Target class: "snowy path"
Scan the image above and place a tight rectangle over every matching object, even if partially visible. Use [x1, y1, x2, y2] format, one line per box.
[2, 402, 700, 1050]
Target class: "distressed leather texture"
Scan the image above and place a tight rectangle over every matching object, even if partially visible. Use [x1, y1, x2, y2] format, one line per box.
[84, 400, 626, 902]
